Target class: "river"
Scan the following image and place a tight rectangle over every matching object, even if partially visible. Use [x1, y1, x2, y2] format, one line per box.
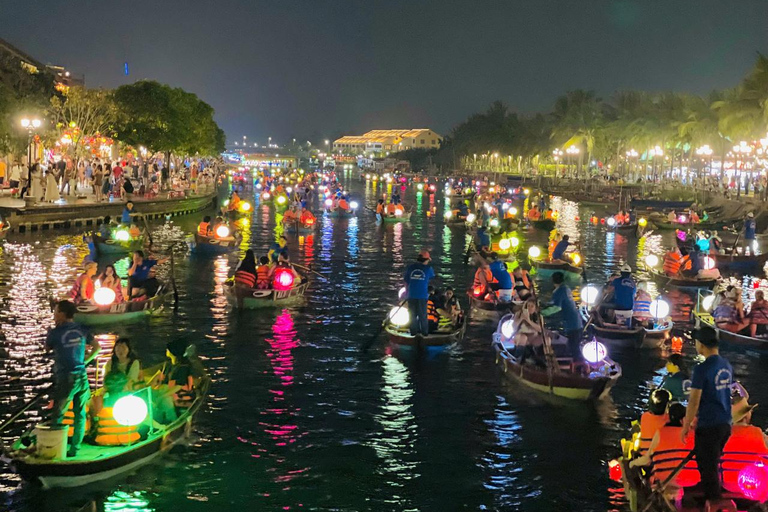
[1, 168, 767, 512]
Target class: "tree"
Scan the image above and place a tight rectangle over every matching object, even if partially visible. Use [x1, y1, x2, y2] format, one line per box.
[551, 90, 606, 172]
[713, 53, 768, 140]
[49, 86, 116, 162]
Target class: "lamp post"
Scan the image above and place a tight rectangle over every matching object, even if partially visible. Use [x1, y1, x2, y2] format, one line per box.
[553, 149, 563, 177]
[20, 117, 42, 169]
[695, 145, 713, 185]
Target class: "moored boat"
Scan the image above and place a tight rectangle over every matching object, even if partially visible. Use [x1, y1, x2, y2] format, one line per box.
[529, 219, 556, 231]
[713, 251, 768, 273]
[533, 259, 584, 276]
[88, 233, 145, 257]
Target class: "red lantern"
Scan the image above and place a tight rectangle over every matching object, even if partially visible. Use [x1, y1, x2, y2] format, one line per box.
[273, 268, 295, 290]
[738, 461, 768, 502]
[473, 285, 485, 297]
[600, 218, 606, 225]
[608, 459, 622, 482]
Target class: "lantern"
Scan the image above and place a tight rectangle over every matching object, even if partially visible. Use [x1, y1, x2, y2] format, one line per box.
[262, 192, 271, 200]
[466, 213, 476, 223]
[571, 253, 582, 265]
[650, 299, 670, 319]
[444, 211, 453, 220]
[445, 189, 451, 196]
[608, 459, 622, 482]
[490, 219, 499, 228]
[93, 287, 117, 306]
[398, 286, 406, 300]
[239, 202, 252, 212]
[528, 246, 542, 259]
[606, 217, 617, 227]
[417, 183, 424, 191]
[277, 196, 286, 205]
[523, 188, 530, 196]
[388, 306, 410, 327]
[645, 255, 659, 268]
[215, 225, 231, 238]
[702, 295, 715, 311]
[581, 340, 608, 364]
[510, 237, 520, 248]
[500, 318, 515, 339]
[350, 201, 359, 210]
[499, 239, 511, 251]
[325, 199, 333, 207]
[581, 285, 599, 306]
[394, 209, 403, 217]
[704, 256, 715, 270]
[274, 268, 295, 290]
[638, 218, 648, 227]
[738, 462, 768, 502]
[113, 229, 130, 242]
[112, 395, 148, 426]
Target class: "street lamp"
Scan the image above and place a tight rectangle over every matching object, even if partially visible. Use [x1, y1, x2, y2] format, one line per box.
[553, 149, 564, 176]
[20, 117, 42, 168]
[566, 146, 580, 177]
[696, 144, 713, 181]
[649, 146, 663, 180]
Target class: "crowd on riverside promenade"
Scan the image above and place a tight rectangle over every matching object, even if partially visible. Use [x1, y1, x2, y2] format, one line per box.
[0, 156, 221, 204]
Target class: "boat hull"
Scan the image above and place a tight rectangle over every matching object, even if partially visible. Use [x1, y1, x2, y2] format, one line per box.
[530, 219, 555, 231]
[72, 293, 169, 326]
[385, 322, 465, 348]
[713, 252, 768, 272]
[533, 261, 583, 275]
[91, 235, 145, 256]
[226, 282, 308, 308]
[191, 233, 239, 254]
[694, 311, 768, 356]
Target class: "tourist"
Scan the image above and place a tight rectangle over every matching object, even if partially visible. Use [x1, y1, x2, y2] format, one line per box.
[748, 289, 768, 337]
[69, 261, 98, 304]
[660, 353, 691, 402]
[234, 249, 258, 289]
[513, 299, 545, 366]
[47, 300, 100, 457]
[103, 338, 142, 391]
[127, 250, 168, 298]
[97, 264, 125, 302]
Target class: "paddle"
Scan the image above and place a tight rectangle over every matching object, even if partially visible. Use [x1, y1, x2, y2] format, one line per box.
[0, 386, 51, 434]
[291, 263, 329, 282]
[169, 244, 179, 307]
[362, 299, 406, 353]
[140, 214, 154, 250]
[529, 282, 558, 394]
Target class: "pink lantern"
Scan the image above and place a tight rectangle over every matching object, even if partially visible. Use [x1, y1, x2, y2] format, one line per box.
[273, 268, 295, 290]
[738, 461, 768, 502]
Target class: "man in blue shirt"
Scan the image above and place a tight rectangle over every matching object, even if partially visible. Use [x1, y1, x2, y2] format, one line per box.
[121, 201, 135, 224]
[476, 226, 490, 251]
[488, 254, 513, 302]
[548, 271, 584, 360]
[742, 212, 756, 256]
[403, 250, 435, 336]
[47, 300, 100, 457]
[681, 328, 733, 505]
[127, 250, 168, 298]
[605, 264, 636, 320]
[552, 235, 571, 261]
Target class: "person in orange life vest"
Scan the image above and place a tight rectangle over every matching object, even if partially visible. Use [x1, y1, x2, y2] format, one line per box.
[299, 207, 315, 225]
[228, 191, 241, 211]
[234, 249, 258, 289]
[544, 208, 554, 220]
[338, 197, 350, 211]
[637, 388, 671, 455]
[198, 216, 213, 236]
[376, 199, 385, 216]
[283, 205, 298, 223]
[662, 247, 686, 276]
[473, 259, 495, 300]
[150, 339, 199, 425]
[255, 256, 272, 289]
[386, 202, 396, 215]
[69, 261, 98, 304]
[630, 402, 700, 492]
[527, 206, 541, 221]
[129, 220, 142, 239]
[722, 389, 767, 493]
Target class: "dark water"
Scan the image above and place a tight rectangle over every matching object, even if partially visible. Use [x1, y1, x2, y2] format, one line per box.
[2, 170, 768, 512]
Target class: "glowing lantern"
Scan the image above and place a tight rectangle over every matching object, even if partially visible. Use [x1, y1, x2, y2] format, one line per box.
[738, 462, 768, 502]
[608, 460, 622, 482]
[388, 306, 410, 327]
[274, 268, 295, 290]
[499, 238, 511, 251]
[671, 336, 683, 353]
[509, 207, 518, 216]
[417, 183, 424, 191]
[93, 287, 117, 306]
[113, 229, 130, 242]
[365, 174, 371, 179]
[113, 395, 148, 427]
[350, 201, 359, 210]
[286, 187, 293, 194]
[581, 285, 599, 306]
[571, 253, 582, 265]
[464, 188, 472, 195]
[223, 199, 230, 207]
[445, 189, 452, 196]
[704, 256, 715, 270]
[473, 285, 485, 296]
[500, 318, 515, 339]
[256, 183, 263, 190]
[523, 188, 530, 196]
[650, 299, 670, 319]
[510, 237, 520, 248]
[581, 339, 608, 364]
[239, 202, 252, 212]
[606, 217, 617, 227]
[645, 255, 659, 268]
[325, 199, 333, 208]
[215, 225, 231, 238]
[702, 295, 715, 311]
[277, 196, 287, 205]
[429, 185, 436, 192]
[394, 209, 403, 217]
[528, 246, 542, 259]
[679, 215, 687, 223]
[490, 219, 499, 228]
[262, 192, 271, 200]
[501, 203, 509, 211]
[638, 218, 648, 227]
[466, 213, 476, 224]
[600, 218, 606, 225]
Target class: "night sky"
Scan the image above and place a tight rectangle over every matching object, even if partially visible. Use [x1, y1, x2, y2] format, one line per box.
[4, 0, 767, 144]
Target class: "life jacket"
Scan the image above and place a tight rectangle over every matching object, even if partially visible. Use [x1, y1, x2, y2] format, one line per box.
[129, 225, 141, 238]
[663, 252, 682, 275]
[338, 199, 349, 211]
[515, 271, 531, 291]
[528, 209, 540, 221]
[639, 411, 668, 455]
[473, 268, 493, 289]
[722, 425, 768, 493]
[634, 290, 652, 318]
[386, 204, 396, 215]
[650, 425, 699, 487]
[256, 265, 271, 286]
[376, 203, 384, 214]
[62, 401, 91, 438]
[395, 204, 404, 213]
[427, 300, 439, 323]
[235, 269, 257, 288]
[94, 406, 141, 445]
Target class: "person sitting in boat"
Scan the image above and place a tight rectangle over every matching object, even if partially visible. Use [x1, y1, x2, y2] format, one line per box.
[128, 250, 168, 299]
[234, 249, 258, 289]
[682, 246, 706, 278]
[69, 261, 98, 304]
[299, 208, 315, 226]
[544, 208, 554, 220]
[391, 189, 401, 205]
[97, 264, 125, 303]
[667, 210, 677, 223]
[268, 235, 289, 263]
[394, 203, 405, 216]
[546, 272, 584, 361]
[709, 231, 723, 254]
[662, 246, 688, 276]
[457, 201, 469, 219]
[629, 402, 699, 493]
[198, 216, 213, 236]
[228, 191, 242, 212]
[104, 338, 142, 391]
[438, 286, 461, 323]
[513, 299, 545, 367]
[527, 206, 541, 221]
[338, 197, 350, 211]
[98, 216, 115, 239]
[130, 267, 162, 301]
[426, 290, 441, 334]
[150, 340, 200, 424]
[632, 281, 653, 324]
[488, 254, 513, 302]
[283, 206, 298, 223]
[385, 202, 396, 216]
[512, 266, 532, 301]
[660, 353, 691, 402]
[721, 390, 768, 494]
[690, 209, 700, 224]
[713, 287, 748, 334]
[473, 259, 495, 301]
[551, 234, 571, 263]
[601, 264, 636, 327]
[476, 226, 491, 254]
[635, 388, 671, 456]
[747, 290, 768, 337]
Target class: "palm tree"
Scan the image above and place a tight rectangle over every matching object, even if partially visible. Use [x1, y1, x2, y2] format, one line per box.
[551, 90, 606, 175]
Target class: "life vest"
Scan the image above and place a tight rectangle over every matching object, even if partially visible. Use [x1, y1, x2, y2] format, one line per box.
[338, 199, 349, 211]
[639, 411, 668, 455]
[663, 252, 682, 275]
[94, 406, 141, 445]
[256, 265, 271, 286]
[528, 209, 540, 221]
[62, 401, 91, 438]
[395, 204, 404, 213]
[722, 425, 768, 493]
[376, 204, 384, 214]
[386, 204, 396, 215]
[473, 268, 493, 289]
[69, 274, 94, 303]
[427, 300, 439, 323]
[235, 270, 257, 288]
[650, 426, 699, 487]
[634, 291, 652, 318]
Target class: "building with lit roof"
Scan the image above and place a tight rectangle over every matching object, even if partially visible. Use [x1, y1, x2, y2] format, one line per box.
[333, 129, 441, 154]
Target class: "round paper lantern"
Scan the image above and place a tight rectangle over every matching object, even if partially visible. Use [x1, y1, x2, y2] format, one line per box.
[581, 285, 599, 306]
[645, 255, 659, 268]
[650, 299, 670, 319]
[499, 239, 511, 251]
[94, 287, 117, 306]
[215, 225, 231, 238]
[388, 306, 410, 327]
[113, 395, 148, 426]
[738, 462, 768, 502]
[528, 246, 542, 259]
[581, 339, 608, 363]
[500, 319, 515, 339]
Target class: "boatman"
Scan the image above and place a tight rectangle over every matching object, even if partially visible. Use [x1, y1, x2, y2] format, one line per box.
[47, 300, 101, 458]
[681, 329, 733, 509]
[121, 201, 135, 224]
[488, 254, 513, 302]
[551, 234, 571, 262]
[404, 250, 435, 337]
[547, 271, 584, 361]
[603, 264, 636, 327]
[742, 212, 756, 256]
[268, 235, 289, 263]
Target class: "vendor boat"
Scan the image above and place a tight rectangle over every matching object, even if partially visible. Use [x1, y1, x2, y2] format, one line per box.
[73, 291, 172, 326]
[5, 362, 210, 489]
[190, 232, 241, 254]
[491, 314, 621, 400]
[88, 233, 145, 257]
[224, 280, 309, 308]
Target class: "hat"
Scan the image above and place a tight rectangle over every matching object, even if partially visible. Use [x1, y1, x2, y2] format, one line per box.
[418, 250, 431, 261]
[693, 327, 719, 347]
[748, 212, 755, 218]
[620, 264, 632, 273]
[732, 395, 757, 424]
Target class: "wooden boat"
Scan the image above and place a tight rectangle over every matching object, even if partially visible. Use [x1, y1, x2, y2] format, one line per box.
[581, 307, 647, 348]
[608, 223, 638, 234]
[190, 232, 240, 254]
[646, 267, 717, 289]
[89, 233, 145, 256]
[491, 319, 621, 400]
[467, 291, 522, 315]
[533, 259, 583, 275]
[692, 291, 768, 356]
[384, 317, 466, 349]
[325, 208, 354, 218]
[530, 219, 555, 231]
[643, 319, 673, 349]
[713, 250, 768, 273]
[225, 280, 309, 308]
[282, 218, 317, 234]
[73, 291, 171, 326]
[7, 365, 211, 489]
[381, 211, 412, 223]
[651, 219, 733, 231]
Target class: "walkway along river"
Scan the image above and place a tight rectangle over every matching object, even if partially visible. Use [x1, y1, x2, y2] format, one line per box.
[2, 168, 768, 511]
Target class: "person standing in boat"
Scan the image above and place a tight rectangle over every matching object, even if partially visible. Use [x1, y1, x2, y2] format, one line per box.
[742, 212, 757, 256]
[403, 250, 435, 337]
[547, 271, 584, 361]
[602, 264, 636, 327]
[681, 329, 733, 508]
[47, 300, 101, 458]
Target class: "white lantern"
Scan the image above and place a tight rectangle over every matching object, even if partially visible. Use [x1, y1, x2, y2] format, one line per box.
[499, 239, 511, 251]
[528, 246, 541, 259]
[606, 217, 617, 227]
[94, 287, 117, 306]
[500, 318, 515, 339]
[388, 306, 410, 327]
[581, 285, 599, 306]
[490, 219, 499, 228]
[650, 299, 670, 319]
[645, 255, 659, 268]
[704, 256, 715, 270]
[702, 295, 715, 311]
[350, 201, 359, 210]
[582, 340, 608, 364]
[215, 225, 231, 238]
[466, 213, 476, 224]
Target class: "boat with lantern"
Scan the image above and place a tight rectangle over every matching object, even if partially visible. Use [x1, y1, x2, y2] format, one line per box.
[532, 258, 584, 276]
[73, 291, 172, 326]
[692, 290, 768, 356]
[491, 313, 621, 400]
[88, 232, 146, 257]
[382, 303, 466, 349]
[641, 253, 719, 289]
[282, 216, 317, 234]
[586, 315, 647, 348]
[381, 210, 412, 223]
[189, 227, 241, 255]
[467, 289, 522, 315]
[224, 270, 308, 309]
[712, 250, 768, 273]
[5, 358, 210, 489]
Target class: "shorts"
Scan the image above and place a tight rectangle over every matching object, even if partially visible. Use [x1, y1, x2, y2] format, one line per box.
[498, 289, 513, 302]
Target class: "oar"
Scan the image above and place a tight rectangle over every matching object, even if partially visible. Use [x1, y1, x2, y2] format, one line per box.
[0, 386, 51, 434]
[362, 300, 405, 353]
[140, 214, 154, 250]
[169, 244, 179, 307]
[291, 263, 329, 282]
[529, 282, 557, 394]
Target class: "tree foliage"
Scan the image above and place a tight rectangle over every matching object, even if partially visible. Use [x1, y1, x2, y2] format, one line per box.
[50, 86, 116, 160]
